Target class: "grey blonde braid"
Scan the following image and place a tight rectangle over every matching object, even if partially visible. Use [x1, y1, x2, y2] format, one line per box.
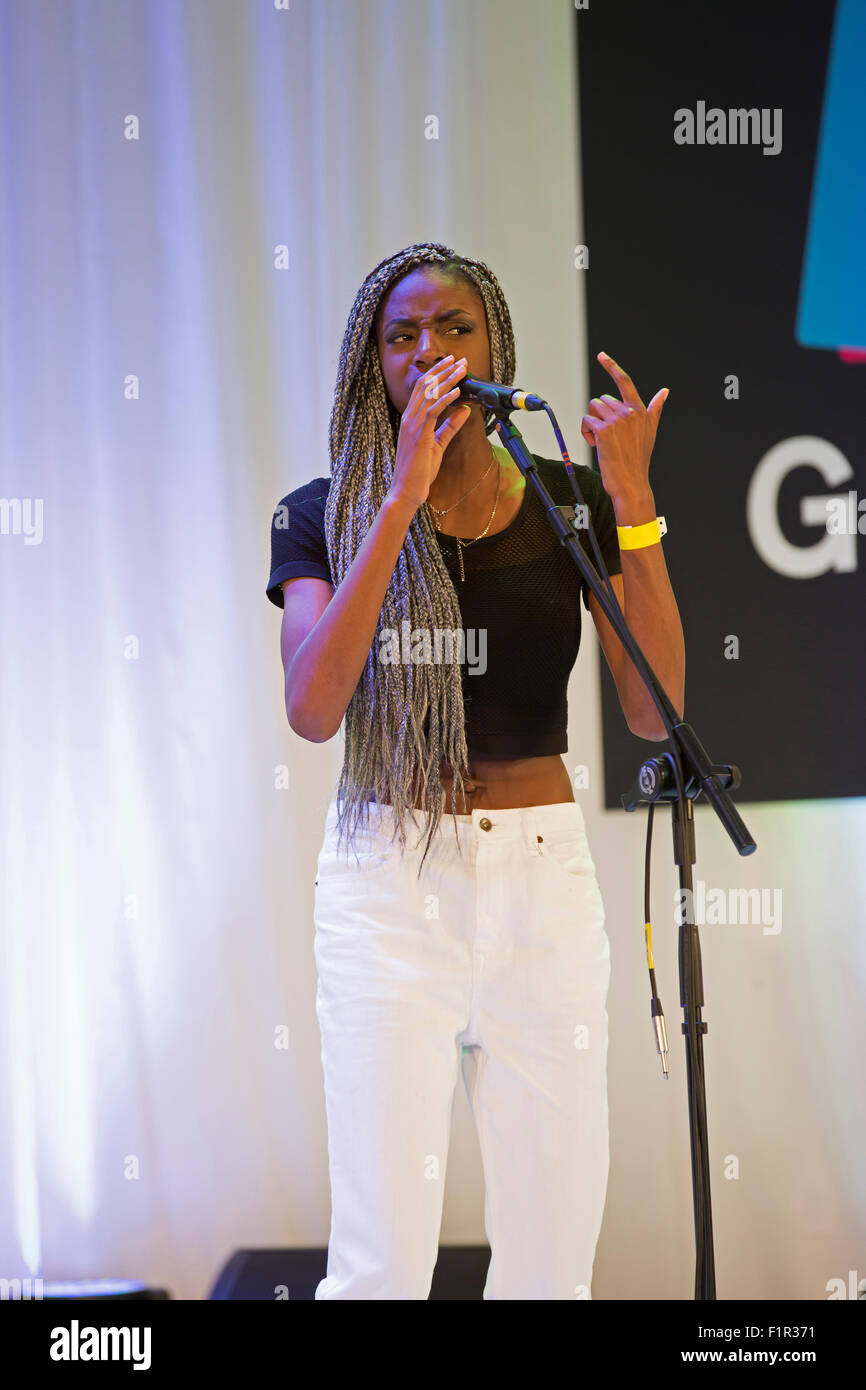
[323, 241, 517, 875]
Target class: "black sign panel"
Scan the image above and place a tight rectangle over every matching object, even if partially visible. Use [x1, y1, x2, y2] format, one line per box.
[575, 0, 865, 805]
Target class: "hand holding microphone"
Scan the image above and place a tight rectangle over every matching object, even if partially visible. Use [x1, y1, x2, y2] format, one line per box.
[388, 354, 473, 512]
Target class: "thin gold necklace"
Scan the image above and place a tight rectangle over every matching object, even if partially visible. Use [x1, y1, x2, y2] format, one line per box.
[426, 443, 496, 518]
[427, 453, 501, 582]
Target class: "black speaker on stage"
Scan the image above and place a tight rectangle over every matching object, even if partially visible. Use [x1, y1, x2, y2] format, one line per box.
[208, 1247, 490, 1300]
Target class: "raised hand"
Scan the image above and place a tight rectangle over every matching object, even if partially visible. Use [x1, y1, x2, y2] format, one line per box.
[580, 351, 669, 502]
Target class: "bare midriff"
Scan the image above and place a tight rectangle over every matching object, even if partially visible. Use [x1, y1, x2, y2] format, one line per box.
[372, 754, 575, 813]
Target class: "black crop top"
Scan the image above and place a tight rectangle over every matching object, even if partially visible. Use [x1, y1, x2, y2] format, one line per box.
[266, 450, 622, 759]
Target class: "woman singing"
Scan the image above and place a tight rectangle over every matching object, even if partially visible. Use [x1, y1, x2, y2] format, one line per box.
[266, 241, 684, 1299]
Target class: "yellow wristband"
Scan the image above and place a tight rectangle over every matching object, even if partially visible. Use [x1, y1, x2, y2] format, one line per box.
[616, 516, 667, 550]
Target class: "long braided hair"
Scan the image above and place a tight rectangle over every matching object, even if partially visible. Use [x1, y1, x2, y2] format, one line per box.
[324, 242, 517, 875]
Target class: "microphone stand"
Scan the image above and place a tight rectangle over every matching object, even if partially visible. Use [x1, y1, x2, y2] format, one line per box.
[489, 409, 757, 1301]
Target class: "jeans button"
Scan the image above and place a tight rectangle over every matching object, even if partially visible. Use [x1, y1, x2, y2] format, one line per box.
[479, 817, 492, 831]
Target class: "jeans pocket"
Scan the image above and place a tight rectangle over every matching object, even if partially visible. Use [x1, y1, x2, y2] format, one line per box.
[315, 836, 408, 887]
[537, 833, 597, 882]
[536, 834, 608, 951]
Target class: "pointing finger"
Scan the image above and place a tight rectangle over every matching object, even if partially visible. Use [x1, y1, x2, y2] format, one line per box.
[597, 351, 644, 410]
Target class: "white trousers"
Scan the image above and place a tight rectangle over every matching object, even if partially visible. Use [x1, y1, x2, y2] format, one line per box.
[312, 796, 611, 1300]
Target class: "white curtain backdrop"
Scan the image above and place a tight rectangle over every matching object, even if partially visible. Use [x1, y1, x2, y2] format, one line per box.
[1, 0, 863, 1301]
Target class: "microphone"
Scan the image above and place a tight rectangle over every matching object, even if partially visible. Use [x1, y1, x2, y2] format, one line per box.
[456, 374, 547, 413]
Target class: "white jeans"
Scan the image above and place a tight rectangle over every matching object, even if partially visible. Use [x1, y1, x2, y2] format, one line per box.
[312, 796, 611, 1300]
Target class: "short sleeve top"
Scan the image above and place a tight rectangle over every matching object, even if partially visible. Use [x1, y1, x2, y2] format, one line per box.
[266, 451, 622, 758]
